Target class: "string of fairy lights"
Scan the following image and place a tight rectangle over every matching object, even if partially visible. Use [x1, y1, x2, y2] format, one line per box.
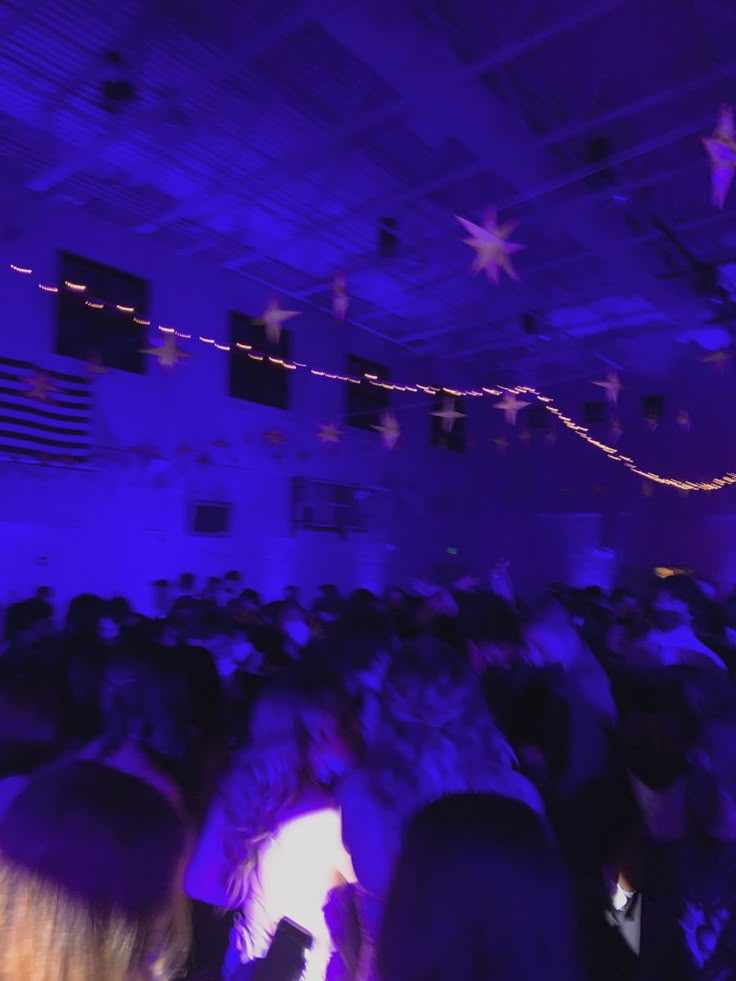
[9, 262, 736, 495]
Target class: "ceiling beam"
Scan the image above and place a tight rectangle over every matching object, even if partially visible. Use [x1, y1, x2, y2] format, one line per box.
[26, 0, 342, 196]
[133, 0, 358, 234]
[405, 196, 733, 354]
[306, 156, 702, 331]
[219, 0, 627, 271]
[235, 56, 732, 290]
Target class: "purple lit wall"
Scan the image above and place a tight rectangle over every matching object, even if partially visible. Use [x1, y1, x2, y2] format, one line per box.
[2, 182, 736, 610]
[0, 181, 494, 611]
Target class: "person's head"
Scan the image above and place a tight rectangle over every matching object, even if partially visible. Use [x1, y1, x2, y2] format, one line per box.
[378, 794, 582, 981]
[523, 600, 584, 669]
[295, 670, 361, 786]
[152, 580, 171, 618]
[3, 599, 53, 649]
[617, 670, 698, 793]
[66, 593, 105, 644]
[280, 601, 310, 651]
[223, 570, 241, 602]
[204, 576, 222, 605]
[97, 598, 130, 645]
[649, 575, 705, 633]
[0, 761, 189, 981]
[369, 639, 533, 817]
[458, 591, 521, 672]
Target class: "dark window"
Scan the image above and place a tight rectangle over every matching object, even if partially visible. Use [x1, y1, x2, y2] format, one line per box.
[528, 405, 549, 429]
[346, 354, 390, 430]
[229, 313, 291, 410]
[584, 401, 607, 424]
[430, 396, 466, 453]
[642, 395, 664, 422]
[56, 252, 148, 374]
[191, 502, 232, 535]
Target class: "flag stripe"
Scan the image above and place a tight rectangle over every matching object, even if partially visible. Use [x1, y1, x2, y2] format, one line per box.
[0, 358, 92, 461]
[0, 445, 90, 462]
[0, 356, 92, 387]
[0, 397, 90, 424]
[0, 414, 89, 438]
[0, 428, 89, 450]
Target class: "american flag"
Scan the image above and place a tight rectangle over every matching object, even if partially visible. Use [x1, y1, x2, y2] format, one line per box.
[0, 356, 92, 464]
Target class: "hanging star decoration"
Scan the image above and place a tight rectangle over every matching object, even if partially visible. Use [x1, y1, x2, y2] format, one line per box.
[701, 348, 733, 372]
[455, 208, 525, 284]
[677, 409, 692, 432]
[593, 371, 622, 406]
[260, 296, 300, 345]
[493, 391, 530, 426]
[332, 270, 349, 323]
[492, 435, 510, 452]
[141, 334, 191, 369]
[703, 105, 736, 209]
[431, 396, 466, 433]
[317, 422, 343, 445]
[374, 410, 401, 451]
[25, 371, 57, 402]
[265, 429, 286, 447]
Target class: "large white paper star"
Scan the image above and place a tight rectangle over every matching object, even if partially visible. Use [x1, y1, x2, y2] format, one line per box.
[593, 371, 622, 406]
[493, 392, 530, 426]
[431, 396, 466, 433]
[260, 296, 300, 345]
[141, 334, 191, 369]
[317, 422, 342, 445]
[703, 105, 736, 209]
[374, 410, 400, 451]
[456, 208, 525, 284]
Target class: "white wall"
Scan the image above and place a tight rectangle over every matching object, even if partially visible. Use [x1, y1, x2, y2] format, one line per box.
[0, 182, 491, 611]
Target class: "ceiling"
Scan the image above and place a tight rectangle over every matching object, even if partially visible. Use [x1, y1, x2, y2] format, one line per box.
[1, 0, 736, 382]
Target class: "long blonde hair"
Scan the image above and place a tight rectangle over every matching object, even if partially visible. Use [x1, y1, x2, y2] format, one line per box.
[0, 762, 190, 981]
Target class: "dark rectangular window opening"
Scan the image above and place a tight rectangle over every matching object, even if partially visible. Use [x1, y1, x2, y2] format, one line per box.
[56, 251, 149, 374]
[229, 312, 291, 410]
[345, 354, 390, 430]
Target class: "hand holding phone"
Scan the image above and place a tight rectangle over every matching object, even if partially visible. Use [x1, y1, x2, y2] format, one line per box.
[254, 918, 313, 981]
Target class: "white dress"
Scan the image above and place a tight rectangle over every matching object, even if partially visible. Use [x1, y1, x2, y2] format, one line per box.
[185, 792, 354, 981]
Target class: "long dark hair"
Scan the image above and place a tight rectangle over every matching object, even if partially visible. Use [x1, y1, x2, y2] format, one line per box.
[378, 793, 583, 981]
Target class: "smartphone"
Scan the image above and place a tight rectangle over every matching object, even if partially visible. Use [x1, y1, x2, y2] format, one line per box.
[255, 917, 314, 981]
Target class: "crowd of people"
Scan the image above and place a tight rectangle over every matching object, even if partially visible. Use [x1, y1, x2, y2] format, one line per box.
[2, 566, 736, 979]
